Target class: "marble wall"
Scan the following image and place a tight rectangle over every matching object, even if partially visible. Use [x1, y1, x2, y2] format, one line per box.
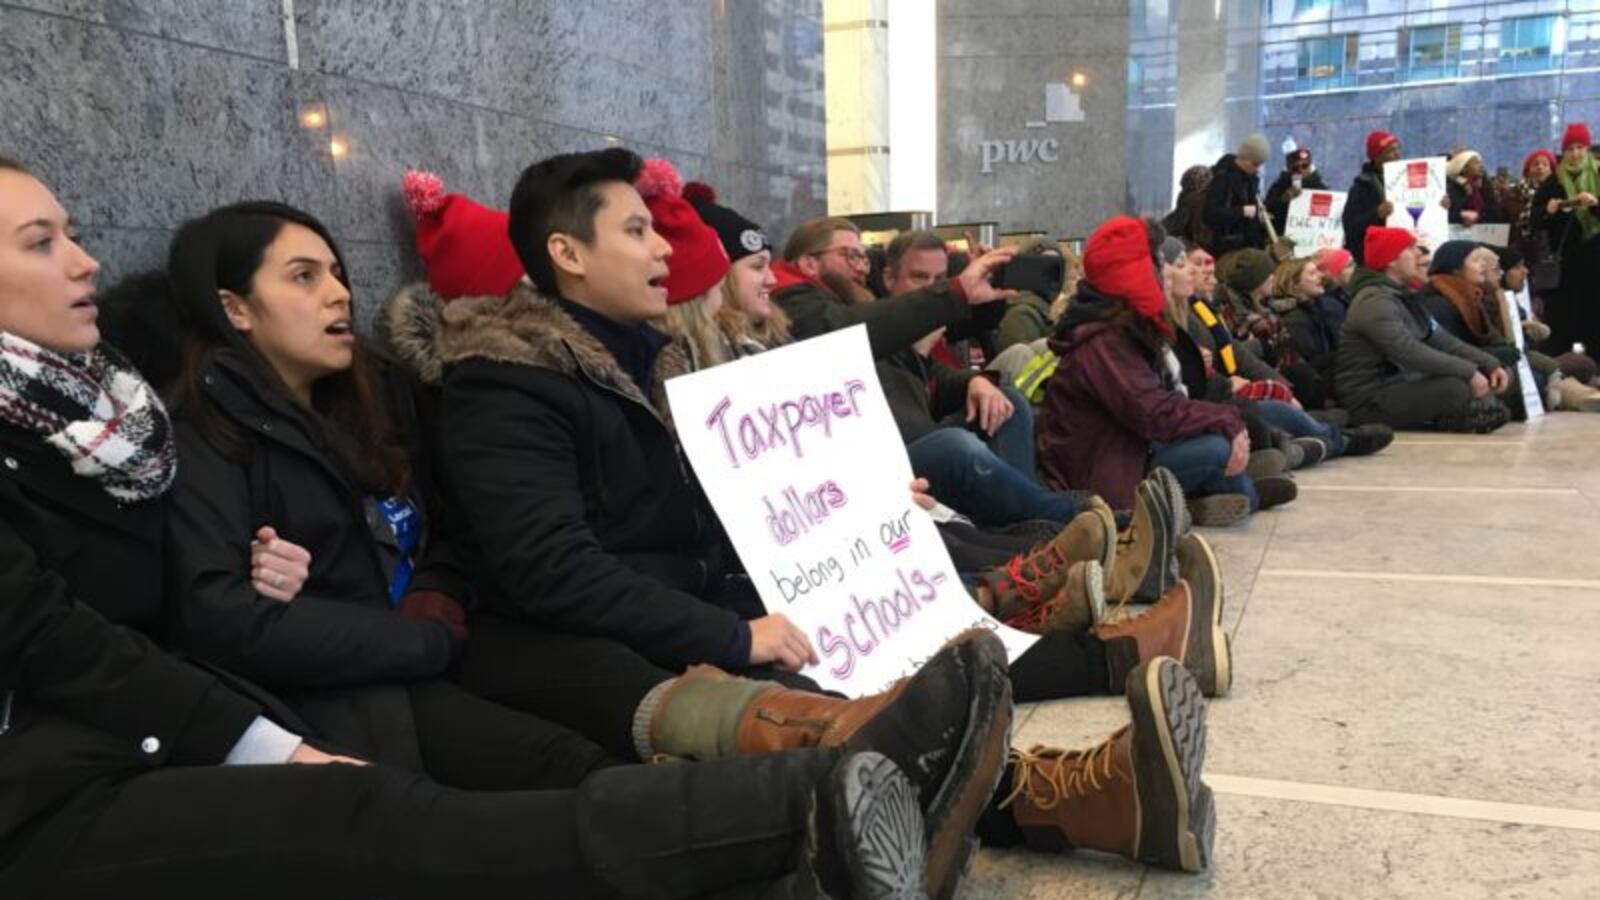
[937, 0, 1130, 240]
[0, 0, 826, 330]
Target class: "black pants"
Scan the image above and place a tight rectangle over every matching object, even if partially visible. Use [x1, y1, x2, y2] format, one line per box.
[457, 617, 826, 763]
[409, 680, 618, 789]
[1282, 360, 1328, 410]
[1349, 376, 1472, 430]
[32, 748, 841, 900]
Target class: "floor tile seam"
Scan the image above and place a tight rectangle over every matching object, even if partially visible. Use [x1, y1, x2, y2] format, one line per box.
[1204, 773, 1600, 833]
[1294, 485, 1581, 495]
[1257, 569, 1600, 591]
[1224, 512, 1276, 647]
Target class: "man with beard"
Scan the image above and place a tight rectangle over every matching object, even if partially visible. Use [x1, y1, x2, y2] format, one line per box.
[773, 217, 1015, 359]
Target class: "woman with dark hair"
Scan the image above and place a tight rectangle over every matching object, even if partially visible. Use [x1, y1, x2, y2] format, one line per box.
[1038, 217, 1298, 527]
[0, 157, 977, 899]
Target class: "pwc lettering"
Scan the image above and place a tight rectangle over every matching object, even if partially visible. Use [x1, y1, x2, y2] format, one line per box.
[977, 137, 1060, 175]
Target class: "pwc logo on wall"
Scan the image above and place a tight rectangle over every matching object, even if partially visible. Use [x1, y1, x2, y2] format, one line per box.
[977, 81, 1085, 175]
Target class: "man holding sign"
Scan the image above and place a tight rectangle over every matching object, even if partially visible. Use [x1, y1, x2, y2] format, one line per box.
[406, 147, 1219, 887]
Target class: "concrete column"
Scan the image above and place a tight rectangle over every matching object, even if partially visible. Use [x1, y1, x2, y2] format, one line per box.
[1173, 0, 1230, 198]
[824, 0, 891, 214]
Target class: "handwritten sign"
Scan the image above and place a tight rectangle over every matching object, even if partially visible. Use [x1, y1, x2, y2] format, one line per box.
[1384, 157, 1449, 249]
[1285, 189, 1348, 253]
[665, 326, 1039, 696]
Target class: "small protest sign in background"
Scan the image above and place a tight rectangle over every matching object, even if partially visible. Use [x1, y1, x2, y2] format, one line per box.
[1285, 189, 1347, 253]
[1384, 157, 1449, 249]
[665, 326, 1039, 696]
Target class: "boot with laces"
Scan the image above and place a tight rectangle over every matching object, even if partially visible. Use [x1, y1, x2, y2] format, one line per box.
[1000, 657, 1213, 873]
[981, 559, 1106, 634]
[641, 630, 1013, 900]
[1107, 480, 1174, 604]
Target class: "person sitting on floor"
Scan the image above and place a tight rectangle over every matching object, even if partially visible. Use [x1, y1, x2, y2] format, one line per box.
[1038, 216, 1297, 527]
[1336, 227, 1512, 433]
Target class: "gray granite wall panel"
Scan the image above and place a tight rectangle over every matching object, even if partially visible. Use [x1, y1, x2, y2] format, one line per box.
[0, 1, 825, 326]
[938, 2, 1131, 237]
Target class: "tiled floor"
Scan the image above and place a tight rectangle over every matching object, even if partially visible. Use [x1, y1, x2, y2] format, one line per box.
[965, 414, 1600, 899]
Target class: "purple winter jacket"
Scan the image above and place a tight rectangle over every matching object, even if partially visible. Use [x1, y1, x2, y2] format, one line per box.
[1038, 294, 1245, 509]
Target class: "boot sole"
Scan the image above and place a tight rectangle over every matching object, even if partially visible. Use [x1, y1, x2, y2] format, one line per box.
[923, 632, 1014, 900]
[1150, 466, 1192, 536]
[830, 753, 930, 900]
[1190, 494, 1250, 527]
[1112, 482, 1172, 604]
[1176, 534, 1231, 698]
[1128, 659, 1212, 873]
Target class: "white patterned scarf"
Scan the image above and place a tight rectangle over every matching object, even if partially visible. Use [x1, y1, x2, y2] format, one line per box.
[0, 332, 176, 501]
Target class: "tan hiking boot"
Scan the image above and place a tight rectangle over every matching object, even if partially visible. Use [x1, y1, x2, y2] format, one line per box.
[1053, 497, 1117, 569]
[1094, 578, 1230, 697]
[987, 559, 1106, 634]
[1001, 658, 1213, 872]
[1107, 480, 1174, 604]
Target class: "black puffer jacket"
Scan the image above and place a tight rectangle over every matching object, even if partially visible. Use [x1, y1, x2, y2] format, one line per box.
[1342, 163, 1387, 265]
[387, 283, 746, 673]
[1202, 154, 1268, 256]
[166, 352, 462, 691]
[0, 422, 269, 890]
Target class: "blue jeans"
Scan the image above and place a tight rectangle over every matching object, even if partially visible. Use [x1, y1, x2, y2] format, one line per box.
[1151, 435, 1259, 511]
[908, 424, 1077, 527]
[1251, 400, 1345, 455]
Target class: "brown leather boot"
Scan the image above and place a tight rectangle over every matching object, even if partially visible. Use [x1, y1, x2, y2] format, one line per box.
[1107, 480, 1174, 604]
[644, 632, 1015, 900]
[1052, 497, 1117, 569]
[1002, 657, 1213, 873]
[1094, 578, 1229, 697]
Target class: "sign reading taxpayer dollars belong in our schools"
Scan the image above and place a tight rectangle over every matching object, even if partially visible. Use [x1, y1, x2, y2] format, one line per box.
[664, 325, 1038, 697]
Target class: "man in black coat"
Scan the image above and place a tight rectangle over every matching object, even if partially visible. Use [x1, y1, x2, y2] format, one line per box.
[1201, 134, 1272, 257]
[1264, 147, 1329, 237]
[1343, 131, 1403, 265]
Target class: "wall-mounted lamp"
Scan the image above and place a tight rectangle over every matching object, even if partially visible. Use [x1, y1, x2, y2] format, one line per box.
[329, 137, 349, 160]
[1070, 71, 1089, 88]
[300, 106, 328, 129]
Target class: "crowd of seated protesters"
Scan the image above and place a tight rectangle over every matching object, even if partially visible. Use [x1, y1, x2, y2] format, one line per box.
[12, 117, 1597, 897]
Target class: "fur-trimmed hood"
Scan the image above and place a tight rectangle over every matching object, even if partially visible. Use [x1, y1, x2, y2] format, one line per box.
[384, 281, 691, 420]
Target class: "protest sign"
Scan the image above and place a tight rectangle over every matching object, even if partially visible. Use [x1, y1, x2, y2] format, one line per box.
[1384, 157, 1449, 249]
[664, 325, 1039, 696]
[1285, 189, 1347, 253]
[1498, 284, 1545, 419]
[1447, 223, 1512, 246]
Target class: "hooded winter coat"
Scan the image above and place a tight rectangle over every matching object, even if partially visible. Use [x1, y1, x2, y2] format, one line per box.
[994, 291, 1054, 351]
[386, 283, 747, 673]
[1335, 268, 1503, 410]
[1037, 285, 1245, 508]
[1201, 154, 1268, 257]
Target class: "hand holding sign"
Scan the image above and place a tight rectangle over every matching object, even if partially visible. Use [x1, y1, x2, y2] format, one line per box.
[665, 326, 1038, 696]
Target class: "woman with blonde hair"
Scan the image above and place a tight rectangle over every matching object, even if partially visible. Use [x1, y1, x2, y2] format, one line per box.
[684, 181, 792, 361]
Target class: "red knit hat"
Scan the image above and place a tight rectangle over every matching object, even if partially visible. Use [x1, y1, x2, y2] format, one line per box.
[635, 159, 729, 305]
[1313, 247, 1353, 278]
[1364, 226, 1417, 273]
[402, 171, 524, 300]
[1083, 216, 1170, 336]
[1366, 131, 1399, 161]
[1562, 123, 1592, 151]
[1523, 148, 1558, 177]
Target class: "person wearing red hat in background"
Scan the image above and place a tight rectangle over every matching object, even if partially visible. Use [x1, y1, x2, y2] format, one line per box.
[1038, 216, 1297, 528]
[1264, 147, 1328, 237]
[1277, 247, 1354, 374]
[1342, 131, 1402, 264]
[628, 160, 736, 372]
[1507, 149, 1558, 289]
[1532, 123, 1600, 366]
[1445, 150, 1507, 227]
[1335, 226, 1511, 433]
